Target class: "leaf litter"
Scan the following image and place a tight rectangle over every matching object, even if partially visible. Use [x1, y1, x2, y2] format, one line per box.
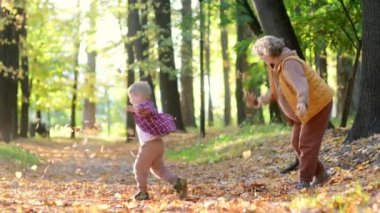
[0, 128, 379, 212]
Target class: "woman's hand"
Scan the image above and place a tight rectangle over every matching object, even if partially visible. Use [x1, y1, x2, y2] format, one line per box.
[296, 102, 307, 117]
[245, 92, 262, 108]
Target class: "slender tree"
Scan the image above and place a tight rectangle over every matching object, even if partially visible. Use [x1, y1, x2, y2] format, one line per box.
[205, 0, 213, 127]
[154, 0, 185, 130]
[0, 7, 19, 142]
[83, 0, 97, 130]
[127, 0, 157, 106]
[180, 0, 196, 127]
[220, 0, 231, 126]
[336, 53, 352, 118]
[16, 1, 30, 137]
[70, 1, 81, 139]
[338, 0, 362, 128]
[345, 0, 380, 142]
[200, 0, 205, 136]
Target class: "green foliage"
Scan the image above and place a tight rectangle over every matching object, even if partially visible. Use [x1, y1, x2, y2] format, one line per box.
[166, 124, 290, 163]
[285, 0, 362, 54]
[0, 144, 41, 166]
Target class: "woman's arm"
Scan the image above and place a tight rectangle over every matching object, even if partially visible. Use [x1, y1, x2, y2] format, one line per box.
[282, 60, 309, 107]
[259, 91, 275, 105]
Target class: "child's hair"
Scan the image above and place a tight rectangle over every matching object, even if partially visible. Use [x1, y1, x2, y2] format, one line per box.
[128, 81, 152, 98]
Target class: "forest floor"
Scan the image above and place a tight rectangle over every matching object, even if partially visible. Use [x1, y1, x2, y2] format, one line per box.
[0, 125, 380, 212]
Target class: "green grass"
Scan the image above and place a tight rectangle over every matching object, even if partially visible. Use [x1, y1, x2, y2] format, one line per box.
[166, 123, 290, 164]
[0, 143, 41, 166]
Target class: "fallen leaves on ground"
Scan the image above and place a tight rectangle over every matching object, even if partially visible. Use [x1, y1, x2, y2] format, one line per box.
[0, 128, 379, 212]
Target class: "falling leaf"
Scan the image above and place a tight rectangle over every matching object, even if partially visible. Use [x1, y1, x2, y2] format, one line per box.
[15, 172, 23, 179]
[82, 137, 88, 145]
[242, 150, 251, 159]
[31, 165, 38, 171]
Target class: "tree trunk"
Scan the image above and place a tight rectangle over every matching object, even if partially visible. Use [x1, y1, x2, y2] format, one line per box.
[126, 42, 135, 141]
[83, 0, 97, 130]
[220, 0, 231, 126]
[17, 6, 30, 137]
[105, 87, 111, 136]
[252, 0, 305, 60]
[315, 50, 328, 82]
[206, 0, 213, 127]
[134, 0, 156, 105]
[340, 43, 362, 127]
[125, 0, 138, 141]
[315, 49, 334, 129]
[200, 0, 206, 136]
[345, 1, 380, 142]
[180, 0, 196, 127]
[237, 0, 265, 124]
[235, 23, 250, 124]
[154, 0, 185, 130]
[70, 1, 80, 139]
[0, 8, 19, 142]
[336, 53, 352, 120]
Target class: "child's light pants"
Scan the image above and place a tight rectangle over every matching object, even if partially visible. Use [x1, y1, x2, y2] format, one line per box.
[134, 138, 178, 192]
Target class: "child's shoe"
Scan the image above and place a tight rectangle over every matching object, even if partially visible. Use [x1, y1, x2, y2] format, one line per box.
[295, 180, 311, 190]
[173, 178, 187, 198]
[311, 170, 330, 188]
[134, 191, 149, 200]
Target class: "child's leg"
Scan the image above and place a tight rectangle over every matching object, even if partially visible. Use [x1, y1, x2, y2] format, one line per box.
[134, 140, 165, 192]
[150, 139, 178, 184]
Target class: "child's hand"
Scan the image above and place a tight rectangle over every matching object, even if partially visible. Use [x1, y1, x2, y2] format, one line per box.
[127, 106, 137, 113]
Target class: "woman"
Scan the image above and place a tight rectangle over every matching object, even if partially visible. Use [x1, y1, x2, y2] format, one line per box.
[247, 35, 333, 190]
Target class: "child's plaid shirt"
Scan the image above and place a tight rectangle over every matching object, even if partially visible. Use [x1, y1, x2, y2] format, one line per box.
[133, 101, 176, 136]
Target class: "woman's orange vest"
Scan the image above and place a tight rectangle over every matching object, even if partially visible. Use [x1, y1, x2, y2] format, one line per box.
[270, 55, 334, 124]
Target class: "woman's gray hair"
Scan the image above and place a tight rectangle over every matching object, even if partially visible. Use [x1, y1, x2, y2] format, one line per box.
[252, 36, 285, 57]
[128, 81, 152, 98]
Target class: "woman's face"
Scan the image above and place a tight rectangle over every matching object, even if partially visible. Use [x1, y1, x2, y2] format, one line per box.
[258, 52, 273, 67]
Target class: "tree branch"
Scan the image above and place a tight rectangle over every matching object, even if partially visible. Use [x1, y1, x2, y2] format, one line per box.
[337, 23, 358, 49]
[337, 0, 361, 44]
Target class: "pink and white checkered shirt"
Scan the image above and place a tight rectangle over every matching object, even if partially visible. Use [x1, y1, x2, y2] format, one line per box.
[133, 101, 176, 136]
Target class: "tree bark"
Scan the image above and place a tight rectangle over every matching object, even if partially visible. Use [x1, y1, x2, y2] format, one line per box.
[17, 6, 30, 137]
[252, 0, 305, 60]
[134, 0, 156, 105]
[206, 0, 213, 127]
[154, 0, 185, 130]
[180, 0, 196, 127]
[125, 42, 135, 141]
[336, 53, 352, 120]
[235, 23, 250, 124]
[341, 43, 362, 127]
[315, 49, 334, 129]
[345, 1, 380, 142]
[0, 8, 19, 142]
[200, 0, 206, 136]
[220, 0, 231, 126]
[70, 1, 80, 139]
[124, 0, 138, 141]
[83, 0, 97, 130]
